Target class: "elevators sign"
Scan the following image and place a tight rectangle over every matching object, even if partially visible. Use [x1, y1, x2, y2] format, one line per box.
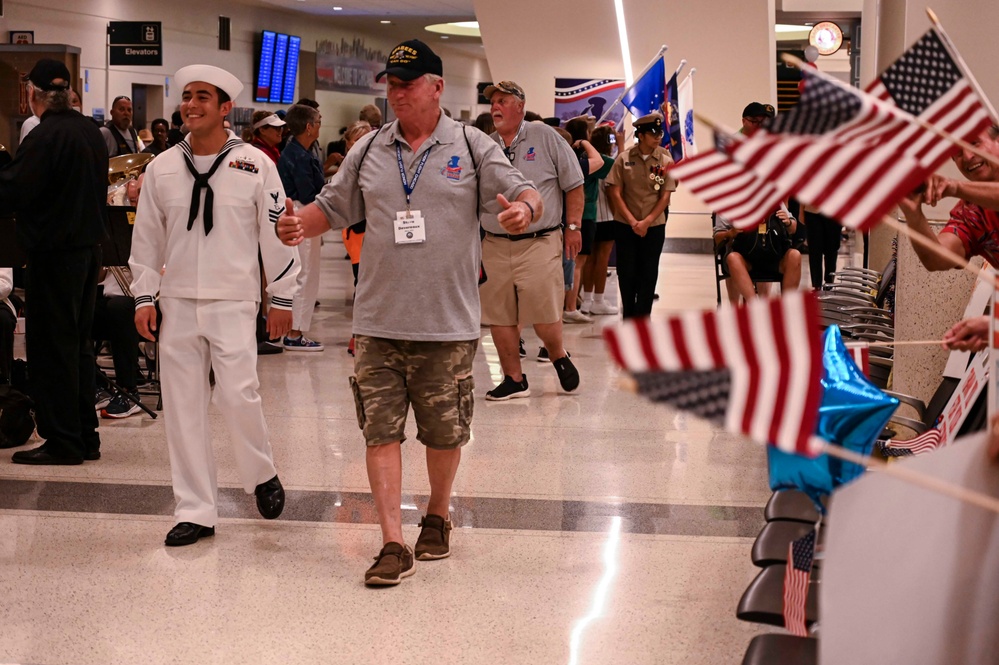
[108, 21, 162, 66]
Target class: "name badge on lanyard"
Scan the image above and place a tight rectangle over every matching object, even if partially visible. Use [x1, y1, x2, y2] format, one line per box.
[395, 210, 426, 244]
[395, 141, 432, 245]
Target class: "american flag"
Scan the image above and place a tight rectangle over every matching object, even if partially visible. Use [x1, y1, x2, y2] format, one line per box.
[881, 427, 943, 456]
[865, 28, 993, 169]
[783, 528, 817, 636]
[730, 69, 929, 231]
[603, 291, 825, 456]
[676, 29, 992, 231]
[669, 130, 785, 227]
[845, 341, 871, 377]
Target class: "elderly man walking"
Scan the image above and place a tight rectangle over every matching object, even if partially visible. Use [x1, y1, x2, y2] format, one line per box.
[481, 80, 584, 400]
[277, 40, 542, 586]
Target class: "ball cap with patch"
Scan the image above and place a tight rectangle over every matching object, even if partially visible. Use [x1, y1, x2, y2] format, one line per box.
[484, 81, 526, 101]
[174, 64, 244, 101]
[376, 39, 443, 82]
[23, 59, 71, 92]
[742, 102, 776, 119]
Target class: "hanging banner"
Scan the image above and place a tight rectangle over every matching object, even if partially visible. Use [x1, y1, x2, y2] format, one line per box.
[316, 38, 387, 96]
[554, 78, 625, 125]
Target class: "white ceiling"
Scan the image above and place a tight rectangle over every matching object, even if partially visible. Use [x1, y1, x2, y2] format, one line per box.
[236, 0, 482, 53]
[244, 0, 475, 19]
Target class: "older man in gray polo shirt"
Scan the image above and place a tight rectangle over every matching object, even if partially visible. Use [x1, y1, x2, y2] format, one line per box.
[277, 40, 542, 587]
[481, 80, 585, 401]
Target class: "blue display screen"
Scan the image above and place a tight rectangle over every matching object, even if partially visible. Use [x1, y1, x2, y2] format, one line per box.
[255, 31, 300, 104]
[282, 36, 301, 104]
[254, 31, 276, 103]
[268, 33, 288, 103]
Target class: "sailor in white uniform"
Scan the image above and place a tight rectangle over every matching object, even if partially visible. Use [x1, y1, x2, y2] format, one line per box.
[129, 65, 301, 547]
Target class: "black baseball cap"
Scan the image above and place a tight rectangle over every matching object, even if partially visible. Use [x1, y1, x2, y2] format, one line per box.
[23, 58, 71, 91]
[742, 102, 776, 119]
[376, 39, 443, 82]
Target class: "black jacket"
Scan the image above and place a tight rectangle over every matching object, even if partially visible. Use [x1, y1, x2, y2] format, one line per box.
[0, 108, 108, 251]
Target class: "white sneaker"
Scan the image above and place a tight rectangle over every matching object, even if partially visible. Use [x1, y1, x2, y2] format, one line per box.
[588, 301, 619, 315]
[562, 310, 593, 324]
[581, 301, 593, 314]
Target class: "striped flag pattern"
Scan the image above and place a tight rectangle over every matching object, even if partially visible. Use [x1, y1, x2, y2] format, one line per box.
[845, 341, 871, 377]
[603, 291, 825, 456]
[882, 427, 943, 456]
[674, 28, 992, 232]
[783, 528, 817, 636]
[669, 129, 786, 228]
[730, 69, 929, 231]
[865, 28, 993, 169]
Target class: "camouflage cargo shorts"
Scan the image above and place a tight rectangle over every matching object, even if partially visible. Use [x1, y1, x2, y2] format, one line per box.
[349, 335, 478, 449]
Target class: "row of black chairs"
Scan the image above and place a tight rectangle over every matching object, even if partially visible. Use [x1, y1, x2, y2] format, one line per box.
[738, 490, 821, 664]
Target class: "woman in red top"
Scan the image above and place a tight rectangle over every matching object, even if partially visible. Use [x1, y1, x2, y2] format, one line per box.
[244, 111, 285, 164]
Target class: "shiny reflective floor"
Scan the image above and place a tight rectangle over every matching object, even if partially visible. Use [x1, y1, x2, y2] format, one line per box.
[0, 237, 789, 665]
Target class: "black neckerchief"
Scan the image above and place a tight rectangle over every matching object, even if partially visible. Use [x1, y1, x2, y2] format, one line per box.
[179, 136, 242, 235]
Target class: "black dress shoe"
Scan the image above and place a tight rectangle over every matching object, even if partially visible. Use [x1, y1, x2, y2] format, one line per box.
[255, 475, 285, 519]
[84, 450, 101, 461]
[165, 522, 215, 547]
[11, 446, 84, 465]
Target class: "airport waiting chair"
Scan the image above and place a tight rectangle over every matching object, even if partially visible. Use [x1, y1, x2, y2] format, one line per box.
[737, 563, 820, 628]
[751, 520, 823, 568]
[765, 490, 822, 524]
[741, 634, 818, 665]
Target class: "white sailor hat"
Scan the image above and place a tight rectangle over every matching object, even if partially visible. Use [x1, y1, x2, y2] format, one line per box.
[174, 64, 244, 101]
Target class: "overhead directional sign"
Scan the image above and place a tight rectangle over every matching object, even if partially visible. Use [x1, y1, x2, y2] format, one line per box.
[108, 21, 162, 66]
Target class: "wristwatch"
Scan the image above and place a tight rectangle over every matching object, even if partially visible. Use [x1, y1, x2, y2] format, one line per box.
[567, 224, 580, 231]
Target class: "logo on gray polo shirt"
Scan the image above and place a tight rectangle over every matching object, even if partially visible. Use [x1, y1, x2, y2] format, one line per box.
[442, 155, 463, 182]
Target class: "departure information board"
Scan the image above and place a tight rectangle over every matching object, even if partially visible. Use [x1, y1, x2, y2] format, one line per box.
[255, 31, 300, 104]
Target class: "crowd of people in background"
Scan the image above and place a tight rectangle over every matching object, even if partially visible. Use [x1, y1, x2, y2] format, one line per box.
[2, 37, 996, 594]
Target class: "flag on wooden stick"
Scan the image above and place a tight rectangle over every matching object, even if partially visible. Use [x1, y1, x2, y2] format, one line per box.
[783, 527, 817, 636]
[603, 291, 825, 456]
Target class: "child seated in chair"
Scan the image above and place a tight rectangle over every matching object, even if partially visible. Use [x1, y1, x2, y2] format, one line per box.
[714, 206, 802, 303]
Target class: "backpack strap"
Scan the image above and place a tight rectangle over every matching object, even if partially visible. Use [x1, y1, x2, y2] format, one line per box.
[461, 124, 481, 220]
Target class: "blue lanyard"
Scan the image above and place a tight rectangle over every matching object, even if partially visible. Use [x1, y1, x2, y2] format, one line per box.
[396, 141, 433, 211]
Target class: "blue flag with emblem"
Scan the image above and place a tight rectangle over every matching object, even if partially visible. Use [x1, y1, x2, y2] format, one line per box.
[621, 56, 666, 119]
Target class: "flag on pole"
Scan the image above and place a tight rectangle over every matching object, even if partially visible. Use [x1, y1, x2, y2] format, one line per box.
[881, 427, 943, 457]
[783, 528, 817, 636]
[621, 55, 666, 119]
[678, 72, 697, 159]
[603, 291, 825, 456]
[664, 71, 683, 161]
[730, 69, 928, 230]
[670, 129, 785, 228]
[865, 27, 993, 167]
[733, 28, 993, 230]
[844, 341, 871, 377]
[675, 28, 993, 231]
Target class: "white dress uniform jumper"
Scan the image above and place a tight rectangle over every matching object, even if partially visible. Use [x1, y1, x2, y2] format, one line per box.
[129, 131, 301, 527]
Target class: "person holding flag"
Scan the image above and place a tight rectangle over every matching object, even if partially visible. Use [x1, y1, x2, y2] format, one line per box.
[898, 124, 999, 271]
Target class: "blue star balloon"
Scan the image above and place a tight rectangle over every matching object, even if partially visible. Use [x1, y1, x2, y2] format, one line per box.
[768, 325, 899, 510]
